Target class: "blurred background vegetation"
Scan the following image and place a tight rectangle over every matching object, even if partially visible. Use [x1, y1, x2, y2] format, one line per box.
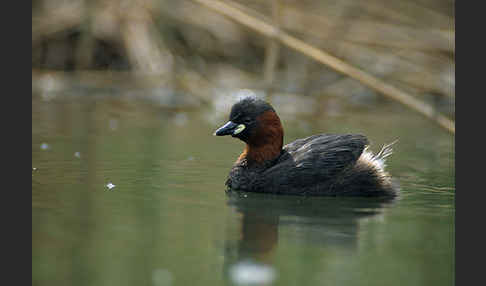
[32, 0, 454, 130]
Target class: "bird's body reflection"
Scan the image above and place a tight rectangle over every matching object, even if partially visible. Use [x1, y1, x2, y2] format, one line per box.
[238, 212, 279, 264]
[223, 191, 395, 285]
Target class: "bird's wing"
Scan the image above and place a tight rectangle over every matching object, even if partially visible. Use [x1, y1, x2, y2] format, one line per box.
[261, 134, 368, 191]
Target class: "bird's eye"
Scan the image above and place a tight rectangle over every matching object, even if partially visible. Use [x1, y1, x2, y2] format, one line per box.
[243, 118, 252, 124]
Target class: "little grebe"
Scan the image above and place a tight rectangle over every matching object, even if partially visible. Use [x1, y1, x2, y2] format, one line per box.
[214, 97, 398, 197]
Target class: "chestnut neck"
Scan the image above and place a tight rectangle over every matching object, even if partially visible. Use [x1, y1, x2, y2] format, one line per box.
[238, 110, 284, 165]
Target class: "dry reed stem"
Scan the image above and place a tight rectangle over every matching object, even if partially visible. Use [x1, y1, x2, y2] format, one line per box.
[191, 0, 455, 134]
[263, 0, 280, 88]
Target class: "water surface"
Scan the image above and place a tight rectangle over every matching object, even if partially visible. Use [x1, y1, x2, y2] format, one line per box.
[32, 93, 454, 286]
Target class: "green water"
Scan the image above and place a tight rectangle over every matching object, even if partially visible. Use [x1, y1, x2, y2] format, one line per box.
[32, 93, 454, 286]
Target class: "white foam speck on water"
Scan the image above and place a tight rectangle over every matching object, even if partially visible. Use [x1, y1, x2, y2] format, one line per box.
[229, 261, 276, 285]
[152, 268, 173, 286]
[109, 119, 118, 131]
[106, 182, 116, 190]
[40, 143, 49, 150]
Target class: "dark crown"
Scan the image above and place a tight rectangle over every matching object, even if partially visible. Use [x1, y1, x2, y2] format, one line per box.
[230, 97, 275, 121]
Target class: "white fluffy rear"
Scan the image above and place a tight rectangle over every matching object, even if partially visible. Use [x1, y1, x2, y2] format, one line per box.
[358, 140, 397, 172]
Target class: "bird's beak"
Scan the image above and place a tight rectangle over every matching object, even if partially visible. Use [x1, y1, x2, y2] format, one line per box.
[213, 121, 245, 136]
